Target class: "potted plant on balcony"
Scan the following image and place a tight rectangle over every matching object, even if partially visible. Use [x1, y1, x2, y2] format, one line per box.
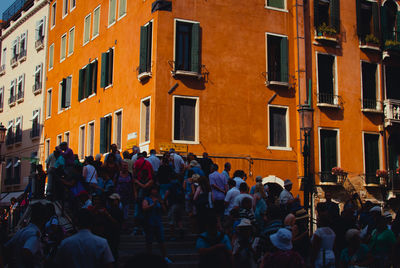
[384, 40, 400, 50]
[376, 170, 388, 186]
[331, 167, 347, 184]
[363, 34, 380, 47]
[317, 23, 337, 38]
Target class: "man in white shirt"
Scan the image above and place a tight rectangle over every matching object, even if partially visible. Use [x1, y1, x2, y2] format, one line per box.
[147, 149, 161, 173]
[169, 149, 184, 174]
[56, 209, 114, 268]
[232, 170, 247, 190]
[224, 179, 240, 215]
[279, 179, 294, 205]
[232, 182, 254, 208]
[131, 146, 140, 164]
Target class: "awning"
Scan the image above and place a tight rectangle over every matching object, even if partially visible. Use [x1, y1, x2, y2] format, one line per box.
[0, 191, 24, 206]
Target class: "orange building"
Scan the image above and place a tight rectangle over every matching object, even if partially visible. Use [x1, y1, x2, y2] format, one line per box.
[43, 0, 308, 199]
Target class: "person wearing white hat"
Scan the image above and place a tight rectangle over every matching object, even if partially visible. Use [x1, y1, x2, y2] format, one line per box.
[279, 179, 294, 206]
[260, 228, 305, 267]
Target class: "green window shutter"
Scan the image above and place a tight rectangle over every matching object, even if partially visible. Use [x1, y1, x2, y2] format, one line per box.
[61, 78, 66, 108]
[268, 0, 284, 9]
[330, 0, 340, 32]
[139, 26, 148, 74]
[364, 134, 379, 175]
[100, 117, 106, 154]
[314, 0, 320, 29]
[108, 49, 114, 85]
[280, 37, 289, 82]
[396, 12, 400, 42]
[92, 61, 98, 94]
[321, 130, 337, 172]
[65, 77, 71, 107]
[78, 68, 85, 101]
[372, 3, 380, 39]
[191, 23, 200, 73]
[106, 116, 112, 152]
[100, 52, 109, 88]
[85, 63, 93, 98]
[356, 0, 362, 37]
[381, 5, 388, 43]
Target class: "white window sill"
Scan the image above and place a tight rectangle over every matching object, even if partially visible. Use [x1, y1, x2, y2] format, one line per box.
[46, 116, 51, 120]
[118, 13, 127, 21]
[139, 141, 150, 147]
[267, 146, 292, 151]
[60, 57, 66, 63]
[172, 140, 199, 145]
[264, 6, 288, 12]
[92, 34, 99, 41]
[51, 25, 55, 30]
[70, 6, 76, 12]
[105, 84, 113, 90]
[67, 51, 74, 57]
[83, 40, 90, 47]
[138, 72, 152, 81]
[62, 13, 68, 19]
[108, 21, 116, 29]
[48, 66, 53, 71]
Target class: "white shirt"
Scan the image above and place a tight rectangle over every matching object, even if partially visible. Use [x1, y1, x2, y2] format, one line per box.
[171, 153, 184, 174]
[279, 189, 294, 205]
[233, 177, 245, 190]
[5, 223, 42, 268]
[232, 193, 254, 208]
[84, 164, 98, 184]
[147, 154, 161, 172]
[131, 153, 138, 164]
[56, 229, 114, 268]
[224, 188, 240, 215]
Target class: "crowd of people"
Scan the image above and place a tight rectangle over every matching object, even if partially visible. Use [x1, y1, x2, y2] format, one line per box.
[1, 142, 400, 268]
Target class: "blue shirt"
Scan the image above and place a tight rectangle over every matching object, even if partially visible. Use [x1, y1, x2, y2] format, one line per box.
[209, 171, 227, 200]
[184, 166, 205, 179]
[196, 232, 232, 251]
[147, 154, 161, 172]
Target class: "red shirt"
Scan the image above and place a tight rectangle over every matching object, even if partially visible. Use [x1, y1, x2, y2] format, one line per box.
[134, 157, 153, 181]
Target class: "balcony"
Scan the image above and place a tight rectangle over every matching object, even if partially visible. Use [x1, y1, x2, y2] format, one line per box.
[30, 127, 40, 139]
[169, 61, 203, 79]
[388, 171, 400, 193]
[361, 99, 383, 113]
[35, 37, 44, 50]
[384, 99, 400, 127]
[364, 174, 381, 187]
[315, 23, 340, 46]
[265, 71, 290, 87]
[8, 95, 16, 106]
[0, 65, 5, 76]
[32, 82, 42, 94]
[317, 93, 340, 108]
[18, 49, 26, 62]
[318, 172, 346, 185]
[16, 90, 24, 103]
[10, 57, 18, 68]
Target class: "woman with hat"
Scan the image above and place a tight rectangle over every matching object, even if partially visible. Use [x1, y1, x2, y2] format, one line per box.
[293, 209, 311, 263]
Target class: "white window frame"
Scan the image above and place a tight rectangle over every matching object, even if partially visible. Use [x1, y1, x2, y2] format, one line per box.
[10, 79, 16, 98]
[104, 47, 115, 89]
[51, 2, 57, 29]
[265, 32, 289, 85]
[19, 32, 27, 53]
[17, 74, 25, 97]
[108, 0, 117, 27]
[267, 104, 291, 151]
[79, 124, 86, 159]
[316, 52, 339, 105]
[36, 18, 45, 41]
[360, 60, 382, 110]
[92, 5, 101, 40]
[362, 131, 382, 176]
[118, 0, 127, 20]
[49, 44, 54, 70]
[265, 0, 288, 12]
[173, 18, 200, 71]
[68, 27, 75, 56]
[47, 88, 52, 118]
[57, 75, 72, 113]
[62, 0, 68, 18]
[140, 96, 151, 145]
[172, 95, 200, 144]
[64, 131, 70, 145]
[113, 109, 123, 150]
[83, 13, 91, 46]
[35, 63, 43, 86]
[87, 120, 95, 157]
[45, 139, 51, 161]
[70, 0, 76, 12]
[318, 127, 340, 173]
[60, 33, 67, 62]
[57, 134, 62, 145]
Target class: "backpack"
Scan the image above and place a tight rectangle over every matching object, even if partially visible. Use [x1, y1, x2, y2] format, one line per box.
[168, 181, 185, 205]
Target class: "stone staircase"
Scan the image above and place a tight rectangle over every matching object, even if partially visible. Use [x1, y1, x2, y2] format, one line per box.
[118, 209, 199, 268]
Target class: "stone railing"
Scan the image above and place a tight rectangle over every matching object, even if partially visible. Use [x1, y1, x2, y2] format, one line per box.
[384, 99, 400, 126]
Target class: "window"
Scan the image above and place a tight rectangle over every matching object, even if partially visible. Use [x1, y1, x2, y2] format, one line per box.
[78, 60, 98, 100]
[266, 0, 285, 10]
[266, 34, 289, 84]
[84, 14, 91, 45]
[356, 0, 379, 44]
[79, 125, 85, 159]
[100, 115, 112, 154]
[13, 158, 21, 184]
[319, 129, 339, 182]
[34, 63, 43, 92]
[364, 133, 380, 184]
[70, 0, 76, 11]
[361, 62, 378, 110]
[59, 76, 72, 110]
[60, 33, 67, 61]
[385, 66, 400, 100]
[314, 0, 340, 34]
[51, 2, 56, 28]
[100, 48, 114, 88]
[269, 106, 289, 148]
[173, 96, 199, 142]
[30, 152, 38, 174]
[6, 120, 14, 145]
[47, 89, 52, 118]
[31, 109, 40, 138]
[108, 0, 117, 26]
[118, 0, 127, 18]
[175, 20, 200, 73]
[114, 110, 122, 149]
[9, 79, 16, 105]
[64, 132, 70, 145]
[88, 121, 95, 156]
[68, 27, 75, 55]
[0, 87, 4, 110]
[45, 139, 50, 161]
[15, 116, 22, 143]
[11, 37, 19, 61]
[36, 17, 46, 43]
[49, 44, 54, 70]
[63, 0, 68, 17]
[93, 6, 100, 38]
[57, 134, 62, 145]
[381, 0, 400, 46]
[16, 74, 25, 100]
[1, 48, 6, 68]
[140, 98, 150, 143]
[139, 21, 152, 75]
[19, 32, 27, 58]
[317, 53, 338, 105]
[5, 159, 13, 185]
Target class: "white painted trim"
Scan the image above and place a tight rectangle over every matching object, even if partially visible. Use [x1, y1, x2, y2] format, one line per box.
[92, 5, 101, 40]
[108, 0, 117, 27]
[113, 108, 123, 150]
[57, 134, 62, 145]
[45, 138, 51, 161]
[48, 43, 54, 71]
[79, 123, 86, 159]
[46, 88, 52, 119]
[68, 26, 75, 57]
[382, 0, 400, 11]
[70, 0, 76, 12]
[267, 104, 290, 149]
[64, 131, 70, 145]
[62, 0, 69, 19]
[265, 32, 289, 83]
[140, 96, 151, 144]
[87, 120, 95, 156]
[172, 95, 200, 144]
[60, 32, 67, 62]
[316, 51, 338, 98]
[318, 127, 341, 173]
[51, 2, 57, 30]
[173, 18, 200, 68]
[362, 131, 382, 176]
[264, 0, 287, 11]
[117, 0, 127, 20]
[83, 13, 92, 46]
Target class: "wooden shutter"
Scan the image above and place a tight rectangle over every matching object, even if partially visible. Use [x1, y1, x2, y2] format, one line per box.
[396, 11, 400, 42]
[61, 78, 66, 108]
[381, 5, 388, 43]
[139, 26, 148, 74]
[100, 117, 106, 154]
[330, 0, 340, 32]
[191, 23, 200, 73]
[85, 63, 92, 97]
[280, 37, 288, 82]
[106, 116, 112, 152]
[78, 68, 85, 101]
[100, 52, 108, 88]
[372, 3, 379, 38]
[364, 134, 379, 175]
[321, 130, 337, 172]
[65, 77, 71, 107]
[356, 0, 362, 37]
[92, 61, 98, 94]
[108, 49, 114, 85]
[314, 0, 320, 29]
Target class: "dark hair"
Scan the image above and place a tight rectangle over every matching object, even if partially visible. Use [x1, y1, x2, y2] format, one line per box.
[213, 164, 219, 171]
[75, 209, 93, 229]
[150, 149, 156, 155]
[85, 156, 94, 165]
[239, 182, 248, 192]
[124, 253, 168, 268]
[224, 162, 231, 168]
[198, 176, 211, 193]
[233, 170, 246, 179]
[228, 179, 236, 187]
[122, 151, 131, 159]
